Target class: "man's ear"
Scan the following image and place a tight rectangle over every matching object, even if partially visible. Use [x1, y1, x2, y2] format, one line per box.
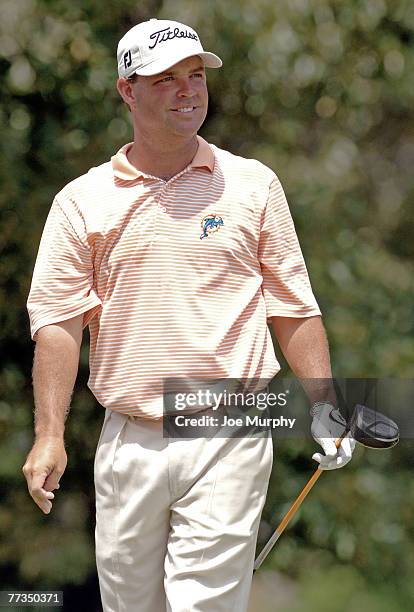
[116, 77, 136, 112]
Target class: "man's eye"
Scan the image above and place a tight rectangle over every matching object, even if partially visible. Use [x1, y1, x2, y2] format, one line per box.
[191, 73, 203, 78]
[156, 76, 173, 83]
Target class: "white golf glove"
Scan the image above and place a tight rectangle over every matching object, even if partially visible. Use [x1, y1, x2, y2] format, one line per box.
[310, 402, 356, 470]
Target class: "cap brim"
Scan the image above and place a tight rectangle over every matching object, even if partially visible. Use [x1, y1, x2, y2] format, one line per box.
[134, 51, 222, 76]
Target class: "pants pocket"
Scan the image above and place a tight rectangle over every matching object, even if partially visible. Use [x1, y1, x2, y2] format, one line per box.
[94, 408, 112, 478]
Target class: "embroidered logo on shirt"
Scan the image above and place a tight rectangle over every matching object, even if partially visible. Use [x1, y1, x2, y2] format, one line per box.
[200, 214, 224, 240]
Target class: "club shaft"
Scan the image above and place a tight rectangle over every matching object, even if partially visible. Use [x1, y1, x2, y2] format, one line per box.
[254, 436, 343, 572]
[254, 467, 323, 571]
[254, 529, 282, 572]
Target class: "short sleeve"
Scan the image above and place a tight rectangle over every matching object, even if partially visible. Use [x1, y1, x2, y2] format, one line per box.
[27, 197, 102, 341]
[258, 176, 321, 318]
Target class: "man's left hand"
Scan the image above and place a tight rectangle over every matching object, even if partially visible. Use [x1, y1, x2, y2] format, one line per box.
[310, 402, 356, 470]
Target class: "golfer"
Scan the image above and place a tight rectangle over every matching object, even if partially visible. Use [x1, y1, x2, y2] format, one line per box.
[23, 18, 354, 612]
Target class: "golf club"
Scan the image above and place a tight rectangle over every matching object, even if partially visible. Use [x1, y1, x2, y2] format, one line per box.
[253, 403, 399, 572]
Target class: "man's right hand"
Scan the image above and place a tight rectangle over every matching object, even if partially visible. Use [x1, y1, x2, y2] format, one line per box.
[22, 437, 67, 514]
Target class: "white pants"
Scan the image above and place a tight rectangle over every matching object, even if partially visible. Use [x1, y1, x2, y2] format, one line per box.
[94, 409, 273, 612]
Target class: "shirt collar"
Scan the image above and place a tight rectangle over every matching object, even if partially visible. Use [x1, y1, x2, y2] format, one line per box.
[111, 135, 215, 181]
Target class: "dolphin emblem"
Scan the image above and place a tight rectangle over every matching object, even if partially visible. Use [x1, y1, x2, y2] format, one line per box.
[200, 214, 224, 239]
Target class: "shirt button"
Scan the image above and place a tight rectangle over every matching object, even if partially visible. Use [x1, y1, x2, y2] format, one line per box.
[160, 206, 167, 212]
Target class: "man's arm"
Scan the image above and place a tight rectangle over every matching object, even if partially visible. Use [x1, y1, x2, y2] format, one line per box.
[271, 314, 355, 469]
[270, 315, 337, 406]
[22, 313, 83, 514]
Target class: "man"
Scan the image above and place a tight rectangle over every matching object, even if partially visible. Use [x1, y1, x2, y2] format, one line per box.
[23, 18, 354, 612]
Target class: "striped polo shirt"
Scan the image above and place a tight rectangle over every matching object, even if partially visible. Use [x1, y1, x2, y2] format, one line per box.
[27, 136, 321, 419]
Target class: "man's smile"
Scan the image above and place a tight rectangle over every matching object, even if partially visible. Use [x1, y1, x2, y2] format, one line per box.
[170, 106, 198, 113]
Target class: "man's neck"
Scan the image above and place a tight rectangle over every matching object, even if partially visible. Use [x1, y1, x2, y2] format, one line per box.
[127, 134, 199, 182]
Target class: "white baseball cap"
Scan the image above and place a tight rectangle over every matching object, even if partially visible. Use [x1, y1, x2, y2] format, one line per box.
[117, 18, 223, 78]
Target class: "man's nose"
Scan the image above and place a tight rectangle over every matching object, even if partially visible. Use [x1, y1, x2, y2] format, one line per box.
[176, 78, 196, 96]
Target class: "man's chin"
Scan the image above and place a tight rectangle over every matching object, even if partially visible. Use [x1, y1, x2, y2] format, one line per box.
[169, 122, 204, 139]
[167, 111, 206, 138]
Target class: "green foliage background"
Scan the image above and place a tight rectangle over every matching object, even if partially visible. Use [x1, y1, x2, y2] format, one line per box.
[0, 0, 413, 610]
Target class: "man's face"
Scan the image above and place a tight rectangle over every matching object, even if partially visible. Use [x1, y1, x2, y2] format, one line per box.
[127, 55, 209, 140]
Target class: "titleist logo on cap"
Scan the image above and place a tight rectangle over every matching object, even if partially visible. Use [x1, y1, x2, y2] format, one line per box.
[149, 26, 198, 50]
[116, 19, 222, 77]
